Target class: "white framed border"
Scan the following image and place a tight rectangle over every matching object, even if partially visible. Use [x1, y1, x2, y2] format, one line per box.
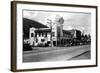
[11, 1, 97, 71]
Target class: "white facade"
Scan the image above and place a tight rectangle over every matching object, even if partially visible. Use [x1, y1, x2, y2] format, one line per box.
[29, 28, 51, 46]
[29, 27, 35, 46]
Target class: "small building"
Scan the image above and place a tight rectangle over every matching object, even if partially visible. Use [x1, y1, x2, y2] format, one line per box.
[30, 28, 51, 46]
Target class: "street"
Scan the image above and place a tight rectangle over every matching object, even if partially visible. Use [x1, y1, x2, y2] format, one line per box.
[23, 45, 90, 62]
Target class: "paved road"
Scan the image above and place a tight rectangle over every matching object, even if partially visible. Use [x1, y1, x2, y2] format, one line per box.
[69, 51, 90, 60]
[23, 45, 90, 62]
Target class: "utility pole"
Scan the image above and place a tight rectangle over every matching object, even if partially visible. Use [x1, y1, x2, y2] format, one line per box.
[47, 19, 53, 47]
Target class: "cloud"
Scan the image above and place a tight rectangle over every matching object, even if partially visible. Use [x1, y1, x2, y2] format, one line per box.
[23, 10, 38, 19]
[65, 18, 74, 21]
[63, 26, 73, 30]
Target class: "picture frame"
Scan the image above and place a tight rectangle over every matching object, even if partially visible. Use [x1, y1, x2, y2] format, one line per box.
[11, 1, 98, 72]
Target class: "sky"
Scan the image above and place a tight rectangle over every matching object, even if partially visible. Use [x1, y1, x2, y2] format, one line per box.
[23, 10, 91, 35]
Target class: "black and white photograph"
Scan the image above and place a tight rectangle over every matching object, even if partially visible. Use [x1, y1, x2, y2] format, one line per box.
[11, 1, 97, 71]
[23, 10, 91, 62]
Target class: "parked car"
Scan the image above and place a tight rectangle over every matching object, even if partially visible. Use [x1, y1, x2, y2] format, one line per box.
[64, 43, 72, 47]
[23, 44, 32, 51]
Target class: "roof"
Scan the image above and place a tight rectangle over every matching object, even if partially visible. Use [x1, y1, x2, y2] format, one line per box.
[23, 18, 48, 28]
[68, 29, 81, 33]
[63, 30, 71, 35]
[35, 29, 51, 33]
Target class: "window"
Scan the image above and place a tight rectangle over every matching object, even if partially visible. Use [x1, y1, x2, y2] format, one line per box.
[36, 38, 38, 43]
[45, 33, 47, 37]
[41, 39, 45, 42]
[52, 32, 55, 37]
[39, 33, 41, 37]
[35, 33, 37, 37]
[57, 32, 60, 37]
[42, 33, 44, 36]
[31, 33, 34, 37]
